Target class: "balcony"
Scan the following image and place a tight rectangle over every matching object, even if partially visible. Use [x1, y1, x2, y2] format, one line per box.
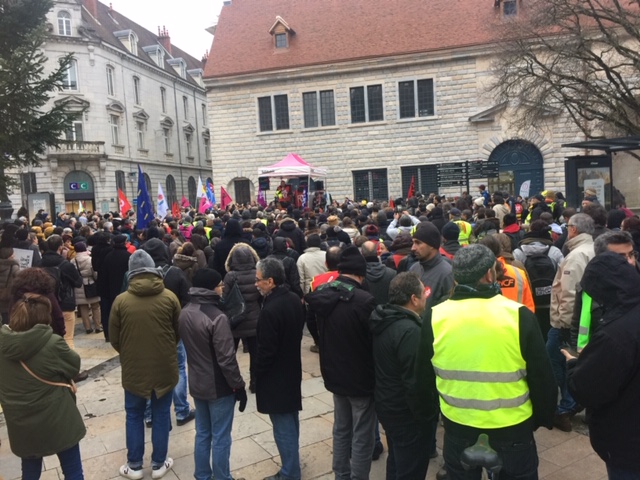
[48, 141, 106, 156]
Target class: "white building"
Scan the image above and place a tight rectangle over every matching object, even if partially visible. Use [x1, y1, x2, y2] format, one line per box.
[12, 0, 213, 217]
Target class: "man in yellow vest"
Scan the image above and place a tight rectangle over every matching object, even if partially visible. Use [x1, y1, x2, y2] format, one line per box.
[419, 244, 556, 480]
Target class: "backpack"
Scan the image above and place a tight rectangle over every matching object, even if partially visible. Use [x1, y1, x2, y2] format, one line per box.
[44, 265, 73, 304]
[523, 247, 557, 309]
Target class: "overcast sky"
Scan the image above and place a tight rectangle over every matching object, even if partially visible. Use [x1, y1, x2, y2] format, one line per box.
[108, 0, 225, 59]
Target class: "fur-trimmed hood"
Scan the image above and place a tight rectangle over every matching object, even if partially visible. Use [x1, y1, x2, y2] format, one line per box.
[225, 242, 260, 272]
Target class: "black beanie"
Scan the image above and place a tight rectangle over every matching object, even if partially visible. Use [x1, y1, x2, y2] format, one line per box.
[442, 222, 460, 242]
[192, 268, 222, 290]
[338, 245, 367, 277]
[413, 222, 441, 249]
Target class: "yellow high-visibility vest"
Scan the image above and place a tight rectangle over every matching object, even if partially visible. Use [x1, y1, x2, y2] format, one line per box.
[431, 295, 533, 429]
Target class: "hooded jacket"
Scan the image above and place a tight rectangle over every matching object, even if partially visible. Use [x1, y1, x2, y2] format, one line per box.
[223, 243, 261, 338]
[513, 232, 564, 267]
[179, 287, 244, 401]
[142, 238, 190, 306]
[172, 253, 199, 286]
[72, 250, 99, 305]
[566, 253, 640, 472]
[550, 233, 595, 329]
[273, 218, 306, 254]
[40, 251, 83, 311]
[370, 304, 431, 425]
[212, 219, 246, 278]
[365, 259, 397, 306]
[297, 246, 327, 294]
[305, 276, 376, 396]
[0, 324, 85, 458]
[109, 272, 181, 399]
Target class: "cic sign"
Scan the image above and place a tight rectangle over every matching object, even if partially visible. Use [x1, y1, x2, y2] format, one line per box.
[69, 182, 89, 190]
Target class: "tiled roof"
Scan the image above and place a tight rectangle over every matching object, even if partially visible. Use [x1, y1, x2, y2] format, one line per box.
[205, 0, 504, 79]
[80, 0, 203, 86]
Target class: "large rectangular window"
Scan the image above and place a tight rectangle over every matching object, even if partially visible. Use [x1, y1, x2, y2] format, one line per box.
[109, 115, 120, 145]
[61, 59, 78, 90]
[350, 85, 384, 123]
[65, 121, 84, 142]
[302, 90, 335, 128]
[398, 79, 435, 119]
[258, 94, 289, 132]
[106, 66, 115, 96]
[353, 169, 388, 202]
[163, 127, 171, 153]
[401, 165, 439, 198]
[136, 121, 145, 149]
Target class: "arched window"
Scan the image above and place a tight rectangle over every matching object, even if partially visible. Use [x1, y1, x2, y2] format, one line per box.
[188, 176, 197, 207]
[57, 11, 71, 36]
[166, 175, 177, 207]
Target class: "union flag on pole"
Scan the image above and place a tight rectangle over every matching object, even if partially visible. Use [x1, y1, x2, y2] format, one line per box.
[221, 186, 233, 209]
[118, 188, 132, 217]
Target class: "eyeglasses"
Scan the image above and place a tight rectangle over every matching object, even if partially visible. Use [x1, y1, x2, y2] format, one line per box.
[566, 224, 577, 229]
[255, 277, 268, 283]
[618, 251, 639, 260]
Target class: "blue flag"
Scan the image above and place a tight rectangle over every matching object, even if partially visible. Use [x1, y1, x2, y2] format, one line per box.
[136, 165, 154, 229]
[206, 180, 216, 205]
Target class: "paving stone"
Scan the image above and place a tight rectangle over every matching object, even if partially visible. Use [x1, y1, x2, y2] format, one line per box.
[539, 434, 601, 468]
[229, 437, 272, 470]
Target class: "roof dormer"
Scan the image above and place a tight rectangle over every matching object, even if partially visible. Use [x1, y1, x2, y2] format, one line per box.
[187, 68, 204, 87]
[167, 58, 187, 79]
[142, 45, 165, 67]
[113, 29, 139, 56]
[269, 16, 294, 49]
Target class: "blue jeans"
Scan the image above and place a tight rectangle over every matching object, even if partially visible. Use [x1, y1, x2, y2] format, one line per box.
[194, 395, 235, 480]
[607, 464, 640, 480]
[333, 394, 376, 480]
[21, 443, 84, 480]
[145, 340, 191, 422]
[125, 389, 173, 468]
[382, 420, 435, 480]
[269, 412, 301, 480]
[443, 429, 538, 480]
[546, 327, 577, 414]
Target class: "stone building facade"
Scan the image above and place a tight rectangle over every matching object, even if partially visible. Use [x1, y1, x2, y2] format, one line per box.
[205, 0, 640, 208]
[11, 0, 213, 217]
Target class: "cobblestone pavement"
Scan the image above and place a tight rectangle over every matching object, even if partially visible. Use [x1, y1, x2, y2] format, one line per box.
[0, 319, 606, 480]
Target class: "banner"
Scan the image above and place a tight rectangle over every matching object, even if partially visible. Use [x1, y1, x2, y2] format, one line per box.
[13, 248, 34, 270]
[197, 176, 205, 198]
[136, 165, 154, 230]
[221, 186, 233, 209]
[172, 201, 180, 219]
[118, 188, 132, 217]
[198, 196, 212, 214]
[257, 185, 267, 207]
[157, 183, 168, 219]
[519, 180, 531, 199]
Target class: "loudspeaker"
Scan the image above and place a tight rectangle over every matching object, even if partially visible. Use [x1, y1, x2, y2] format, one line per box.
[314, 180, 324, 191]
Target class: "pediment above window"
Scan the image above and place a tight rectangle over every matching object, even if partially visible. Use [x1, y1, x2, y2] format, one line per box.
[133, 109, 150, 121]
[106, 100, 126, 113]
[202, 128, 210, 138]
[55, 95, 90, 112]
[160, 115, 174, 128]
[183, 122, 195, 133]
[268, 16, 293, 34]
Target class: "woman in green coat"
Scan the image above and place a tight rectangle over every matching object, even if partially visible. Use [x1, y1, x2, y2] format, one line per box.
[0, 293, 86, 479]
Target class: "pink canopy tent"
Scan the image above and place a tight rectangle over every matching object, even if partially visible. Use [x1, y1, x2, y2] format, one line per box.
[257, 153, 328, 178]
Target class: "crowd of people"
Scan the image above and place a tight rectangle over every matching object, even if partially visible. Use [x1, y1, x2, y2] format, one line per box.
[0, 183, 639, 480]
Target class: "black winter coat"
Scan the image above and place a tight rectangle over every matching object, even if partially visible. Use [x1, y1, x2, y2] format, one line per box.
[223, 244, 261, 339]
[40, 252, 82, 311]
[567, 253, 640, 472]
[91, 238, 113, 298]
[101, 245, 131, 302]
[141, 238, 190, 306]
[255, 284, 303, 414]
[212, 219, 246, 278]
[365, 260, 396, 306]
[305, 276, 376, 396]
[273, 219, 306, 254]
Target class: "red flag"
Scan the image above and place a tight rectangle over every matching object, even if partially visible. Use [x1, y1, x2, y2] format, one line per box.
[118, 188, 132, 217]
[172, 201, 180, 218]
[180, 195, 190, 208]
[389, 197, 395, 209]
[407, 175, 415, 199]
[198, 196, 212, 214]
[221, 186, 233, 209]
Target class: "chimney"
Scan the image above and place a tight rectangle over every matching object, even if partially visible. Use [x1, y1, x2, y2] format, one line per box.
[158, 26, 172, 55]
[83, 0, 98, 18]
[201, 50, 208, 68]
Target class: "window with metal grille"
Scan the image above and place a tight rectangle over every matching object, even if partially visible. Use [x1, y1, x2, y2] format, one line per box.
[302, 90, 335, 128]
[258, 97, 273, 131]
[504, 0, 517, 16]
[350, 85, 384, 123]
[166, 175, 177, 206]
[353, 169, 388, 202]
[275, 33, 287, 48]
[401, 165, 439, 198]
[258, 95, 289, 131]
[188, 177, 197, 207]
[398, 79, 435, 119]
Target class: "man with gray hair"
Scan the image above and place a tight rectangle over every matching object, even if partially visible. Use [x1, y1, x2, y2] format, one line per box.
[419, 244, 555, 480]
[254, 257, 303, 480]
[371, 272, 437, 479]
[548, 213, 595, 432]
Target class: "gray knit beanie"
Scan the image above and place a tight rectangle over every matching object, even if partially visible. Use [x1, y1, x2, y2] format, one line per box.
[128, 249, 156, 271]
[452, 244, 496, 285]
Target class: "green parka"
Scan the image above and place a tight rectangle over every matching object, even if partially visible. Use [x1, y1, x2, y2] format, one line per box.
[0, 324, 86, 458]
[109, 272, 181, 399]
